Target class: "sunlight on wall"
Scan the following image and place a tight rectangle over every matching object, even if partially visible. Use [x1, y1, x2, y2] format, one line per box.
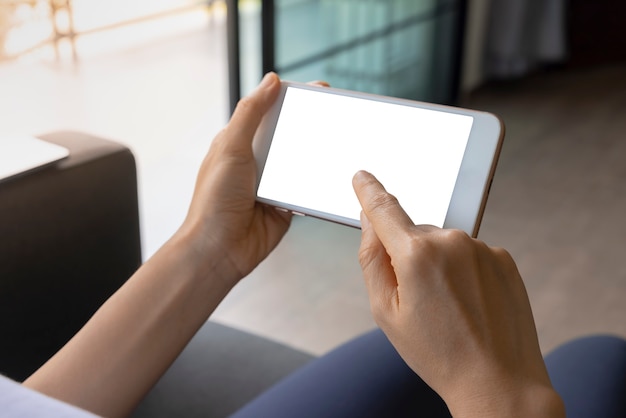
[2, 1, 50, 56]
[1, 0, 225, 62]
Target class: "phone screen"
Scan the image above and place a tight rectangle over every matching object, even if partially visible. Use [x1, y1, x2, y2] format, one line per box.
[257, 86, 474, 227]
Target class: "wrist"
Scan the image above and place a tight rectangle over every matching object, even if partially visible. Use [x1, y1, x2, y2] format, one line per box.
[445, 380, 565, 418]
[169, 222, 243, 290]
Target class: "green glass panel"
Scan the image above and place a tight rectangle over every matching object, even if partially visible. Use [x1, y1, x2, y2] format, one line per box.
[275, 0, 460, 102]
[238, 0, 462, 103]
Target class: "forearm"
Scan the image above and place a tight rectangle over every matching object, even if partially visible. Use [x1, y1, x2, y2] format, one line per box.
[23, 229, 235, 417]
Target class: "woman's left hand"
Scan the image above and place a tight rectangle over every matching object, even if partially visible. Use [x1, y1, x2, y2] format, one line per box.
[180, 72, 291, 285]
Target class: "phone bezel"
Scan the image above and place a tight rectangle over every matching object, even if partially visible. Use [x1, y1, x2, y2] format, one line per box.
[253, 81, 504, 237]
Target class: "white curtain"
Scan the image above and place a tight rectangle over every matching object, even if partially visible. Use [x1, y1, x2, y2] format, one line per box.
[485, 0, 567, 78]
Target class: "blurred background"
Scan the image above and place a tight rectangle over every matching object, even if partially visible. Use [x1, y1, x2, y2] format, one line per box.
[1, 0, 624, 356]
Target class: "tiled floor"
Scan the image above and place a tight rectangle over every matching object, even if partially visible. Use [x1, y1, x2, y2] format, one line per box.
[2, 7, 624, 358]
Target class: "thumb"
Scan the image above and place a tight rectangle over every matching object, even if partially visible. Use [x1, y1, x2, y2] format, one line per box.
[223, 72, 281, 154]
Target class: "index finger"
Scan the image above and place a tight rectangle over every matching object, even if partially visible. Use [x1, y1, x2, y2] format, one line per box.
[352, 170, 416, 248]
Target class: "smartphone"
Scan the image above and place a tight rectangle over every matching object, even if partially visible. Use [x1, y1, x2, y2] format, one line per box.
[253, 81, 504, 237]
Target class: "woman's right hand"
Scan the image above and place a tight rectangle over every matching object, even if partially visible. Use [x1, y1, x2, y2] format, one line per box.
[352, 170, 565, 418]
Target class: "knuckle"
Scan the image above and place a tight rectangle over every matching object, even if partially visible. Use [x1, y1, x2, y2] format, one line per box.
[368, 191, 400, 213]
[405, 234, 435, 258]
[403, 228, 475, 262]
[443, 228, 471, 245]
[491, 245, 514, 263]
[233, 96, 261, 119]
[212, 127, 229, 145]
[489, 246, 521, 280]
[414, 228, 471, 252]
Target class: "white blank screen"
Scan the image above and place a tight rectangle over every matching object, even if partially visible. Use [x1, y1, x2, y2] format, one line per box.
[257, 87, 473, 227]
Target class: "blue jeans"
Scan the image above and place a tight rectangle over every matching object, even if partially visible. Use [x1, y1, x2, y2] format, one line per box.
[231, 330, 626, 418]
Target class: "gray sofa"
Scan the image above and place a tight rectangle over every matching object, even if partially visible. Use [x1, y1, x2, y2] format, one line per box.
[0, 131, 314, 417]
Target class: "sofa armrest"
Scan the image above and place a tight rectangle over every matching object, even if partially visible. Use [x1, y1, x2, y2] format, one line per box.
[0, 131, 142, 381]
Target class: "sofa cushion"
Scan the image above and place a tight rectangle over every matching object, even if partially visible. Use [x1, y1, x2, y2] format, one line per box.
[132, 320, 314, 418]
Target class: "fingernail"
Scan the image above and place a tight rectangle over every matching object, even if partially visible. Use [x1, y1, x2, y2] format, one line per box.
[353, 170, 371, 184]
